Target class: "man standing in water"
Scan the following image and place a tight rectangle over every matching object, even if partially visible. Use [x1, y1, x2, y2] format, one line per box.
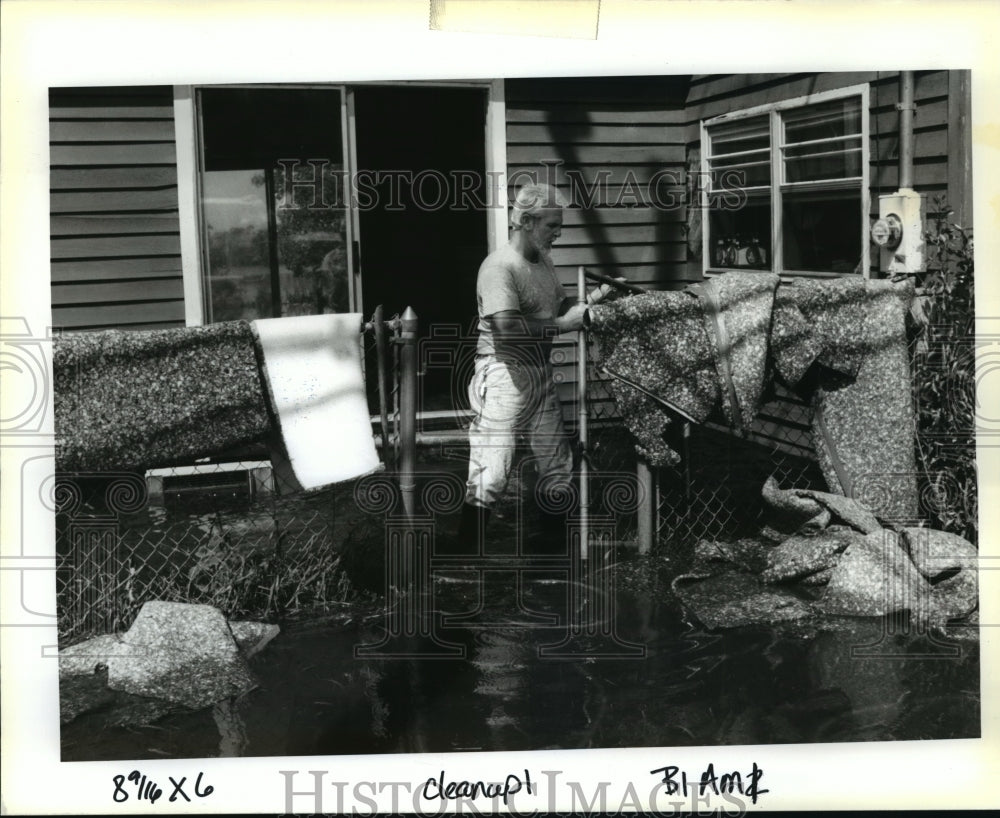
[454, 183, 614, 554]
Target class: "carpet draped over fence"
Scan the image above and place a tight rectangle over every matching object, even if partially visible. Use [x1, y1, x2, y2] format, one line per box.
[587, 272, 919, 520]
[53, 317, 380, 490]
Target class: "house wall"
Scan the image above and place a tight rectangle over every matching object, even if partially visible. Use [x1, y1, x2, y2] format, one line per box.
[682, 70, 969, 278]
[681, 70, 971, 458]
[504, 76, 692, 422]
[504, 76, 692, 291]
[46, 75, 972, 443]
[47, 73, 972, 332]
[50, 86, 184, 331]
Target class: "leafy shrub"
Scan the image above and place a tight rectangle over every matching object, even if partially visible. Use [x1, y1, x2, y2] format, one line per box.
[911, 202, 976, 542]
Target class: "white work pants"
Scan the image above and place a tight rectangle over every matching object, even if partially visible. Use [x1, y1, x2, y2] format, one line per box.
[465, 355, 573, 510]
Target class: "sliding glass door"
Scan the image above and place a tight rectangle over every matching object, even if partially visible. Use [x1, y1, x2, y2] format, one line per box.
[197, 86, 352, 321]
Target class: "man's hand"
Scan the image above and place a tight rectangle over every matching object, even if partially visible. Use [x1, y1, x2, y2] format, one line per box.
[555, 302, 589, 333]
[586, 277, 628, 305]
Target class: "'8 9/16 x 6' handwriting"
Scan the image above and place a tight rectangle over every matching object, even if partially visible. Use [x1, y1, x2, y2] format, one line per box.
[112, 770, 214, 804]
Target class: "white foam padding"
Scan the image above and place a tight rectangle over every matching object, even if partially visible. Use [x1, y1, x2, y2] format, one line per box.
[253, 313, 380, 488]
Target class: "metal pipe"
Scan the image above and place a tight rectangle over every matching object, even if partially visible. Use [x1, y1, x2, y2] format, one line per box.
[899, 71, 916, 190]
[375, 432, 465, 449]
[398, 306, 418, 518]
[599, 365, 699, 424]
[372, 304, 392, 458]
[636, 458, 654, 555]
[583, 268, 647, 295]
[392, 320, 401, 468]
[682, 422, 691, 504]
[577, 266, 589, 561]
[263, 168, 283, 317]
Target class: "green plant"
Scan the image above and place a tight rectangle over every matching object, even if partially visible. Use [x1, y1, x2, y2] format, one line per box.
[912, 200, 976, 541]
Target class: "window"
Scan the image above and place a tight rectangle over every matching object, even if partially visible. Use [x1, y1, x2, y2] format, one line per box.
[197, 87, 351, 322]
[701, 86, 869, 276]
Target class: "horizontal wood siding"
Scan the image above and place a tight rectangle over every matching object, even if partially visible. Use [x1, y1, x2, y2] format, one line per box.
[683, 71, 957, 276]
[505, 77, 691, 294]
[505, 77, 691, 424]
[50, 86, 184, 331]
[868, 71, 953, 215]
[682, 71, 963, 453]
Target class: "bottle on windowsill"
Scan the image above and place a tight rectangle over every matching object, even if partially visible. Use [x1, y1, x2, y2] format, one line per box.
[713, 239, 726, 268]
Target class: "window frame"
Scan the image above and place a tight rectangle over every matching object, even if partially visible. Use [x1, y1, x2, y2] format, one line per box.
[196, 85, 353, 324]
[700, 83, 871, 279]
[174, 80, 506, 326]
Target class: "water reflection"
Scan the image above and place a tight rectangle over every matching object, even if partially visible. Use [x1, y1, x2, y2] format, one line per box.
[60, 558, 979, 761]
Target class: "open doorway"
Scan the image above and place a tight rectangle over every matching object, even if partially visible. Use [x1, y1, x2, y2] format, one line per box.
[352, 85, 489, 413]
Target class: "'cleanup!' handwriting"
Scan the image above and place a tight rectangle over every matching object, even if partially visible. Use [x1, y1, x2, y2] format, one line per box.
[422, 769, 533, 806]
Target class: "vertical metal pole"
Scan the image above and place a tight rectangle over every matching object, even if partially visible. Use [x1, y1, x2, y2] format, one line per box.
[636, 458, 654, 555]
[399, 306, 418, 518]
[372, 304, 392, 457]
[263, 167, 283, 317]
[900, 71, 916, 190]
[392, 320, 401, 466]
[577, 266, 589, 561]
[682, 421, 692, 503]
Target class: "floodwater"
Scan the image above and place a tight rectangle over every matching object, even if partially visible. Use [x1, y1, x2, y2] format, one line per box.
[61, 553, 980, 761]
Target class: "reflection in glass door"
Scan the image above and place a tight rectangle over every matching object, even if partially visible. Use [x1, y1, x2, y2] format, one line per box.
[197, 87, 351, 322]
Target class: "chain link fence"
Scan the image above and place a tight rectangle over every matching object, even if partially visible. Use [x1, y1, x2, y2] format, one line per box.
[585, 329, 971, 553]
[55, 315, 971, 645]
[55, 321, 400, 647]
[578, 346, 645, 547]
[55, 473, 355, 645]
[581, 333, 823, 552]
[652, 401, 823, 549]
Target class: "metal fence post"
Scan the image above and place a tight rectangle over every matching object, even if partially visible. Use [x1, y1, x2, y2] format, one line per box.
[372, 304, 392, 459]
[636, 458, 655, 554]
[577, 266, 589, 561]
[398, 306, 418, 518]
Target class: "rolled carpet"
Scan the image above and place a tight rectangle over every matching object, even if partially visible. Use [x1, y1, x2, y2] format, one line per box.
[54, 322, 271, 473]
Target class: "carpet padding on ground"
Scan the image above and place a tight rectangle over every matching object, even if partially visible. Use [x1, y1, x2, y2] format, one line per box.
[673, 480, 977, 628]
[105, 601, 259, 710]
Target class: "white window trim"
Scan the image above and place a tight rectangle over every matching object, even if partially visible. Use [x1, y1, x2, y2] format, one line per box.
[173, 85, 205, 326]
[174, 80, 506, 326]
[700, 83, 871, 280]
[486, 78, 510, 253]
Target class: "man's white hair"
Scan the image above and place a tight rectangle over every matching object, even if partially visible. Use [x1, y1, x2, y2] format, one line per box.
[510, 183, 569, 229]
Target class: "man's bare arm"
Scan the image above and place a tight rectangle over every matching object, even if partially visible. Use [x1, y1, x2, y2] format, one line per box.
[488, 307, 588, 344]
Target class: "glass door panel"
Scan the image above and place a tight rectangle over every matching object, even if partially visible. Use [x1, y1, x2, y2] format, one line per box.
[198, 86, 350, 323]
[275, 162, 350, 316]
[202, 170, 273, 321]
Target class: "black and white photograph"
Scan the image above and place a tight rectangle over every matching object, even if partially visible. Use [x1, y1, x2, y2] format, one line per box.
[2, 2, 997, 815]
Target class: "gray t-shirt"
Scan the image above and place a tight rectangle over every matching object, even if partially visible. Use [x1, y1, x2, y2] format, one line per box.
[475, 243, 567, 363]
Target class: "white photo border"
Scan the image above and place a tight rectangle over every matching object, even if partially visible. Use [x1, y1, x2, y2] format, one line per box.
[2, 1, 998, 813]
